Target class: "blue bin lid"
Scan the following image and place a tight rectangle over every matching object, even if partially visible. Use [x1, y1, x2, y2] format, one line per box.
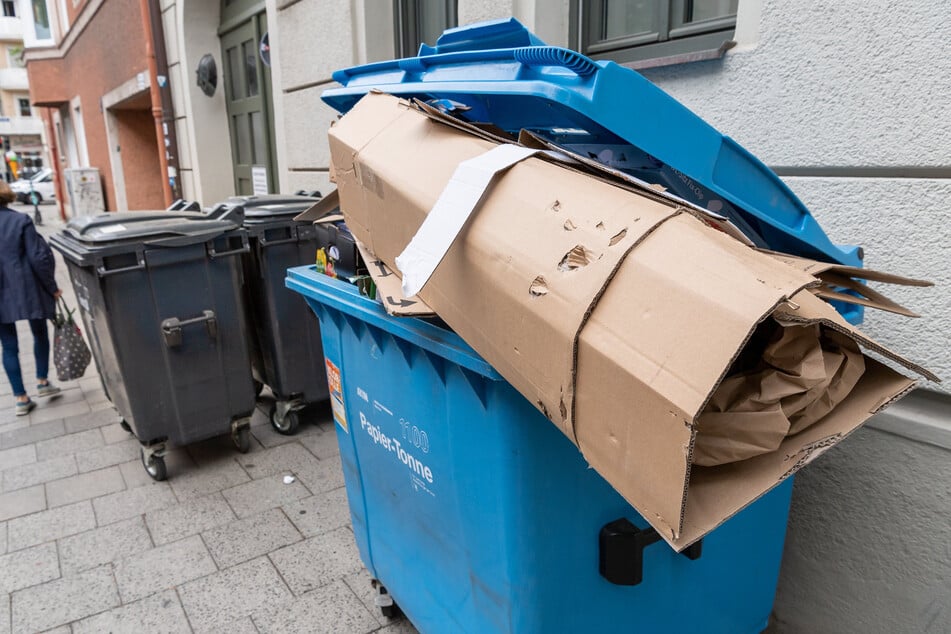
[323, 18, 860, 268]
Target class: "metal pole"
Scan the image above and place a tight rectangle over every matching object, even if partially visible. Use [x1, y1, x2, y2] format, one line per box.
[139, 0, 173, 207]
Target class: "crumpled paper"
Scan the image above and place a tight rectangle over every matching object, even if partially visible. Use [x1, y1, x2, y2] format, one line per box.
[693, 322, 865, 466]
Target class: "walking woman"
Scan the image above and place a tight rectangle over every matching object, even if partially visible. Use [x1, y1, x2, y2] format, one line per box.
[0, 181, 61, 416]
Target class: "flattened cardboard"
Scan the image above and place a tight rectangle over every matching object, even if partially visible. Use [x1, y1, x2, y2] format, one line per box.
[327, 93, 933, 549]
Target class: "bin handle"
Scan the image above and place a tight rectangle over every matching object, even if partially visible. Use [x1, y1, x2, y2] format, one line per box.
[160, 310, 217, 348]
[398, 46, 600, 78]
[96, 256, 146, 277]
[598, 518, 702, 586]
[258, 226, 298, 246]
[207, 234, 250, 258]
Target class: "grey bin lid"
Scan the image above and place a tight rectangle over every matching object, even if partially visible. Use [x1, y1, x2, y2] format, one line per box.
[62, 205, 244, 246]
[226, 194, 320, 225]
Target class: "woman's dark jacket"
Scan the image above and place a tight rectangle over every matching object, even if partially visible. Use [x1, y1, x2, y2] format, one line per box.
[0, 206, 57, 323]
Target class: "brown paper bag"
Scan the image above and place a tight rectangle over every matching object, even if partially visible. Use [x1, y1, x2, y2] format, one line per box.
[693, 321, 865, 466]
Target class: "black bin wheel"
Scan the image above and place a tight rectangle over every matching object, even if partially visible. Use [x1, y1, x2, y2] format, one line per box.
[141, 448, 167, 481]
[119, 418, 132, 433]
[269, 402, 300, 436]
[232, 425, 251, 453]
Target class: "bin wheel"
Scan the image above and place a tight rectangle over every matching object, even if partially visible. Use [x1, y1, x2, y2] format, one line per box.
[380, 602, 403, 619]
[119, 418, 132, 433]
[232, 425, 251, 453]
[375, 584, 403, 620]
[269, 402, 300, 436]
[141, 449, 167, 481]
[252, 379, 264, 397]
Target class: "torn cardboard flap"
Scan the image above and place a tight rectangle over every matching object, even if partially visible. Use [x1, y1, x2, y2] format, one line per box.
[355, 239, 436, 317]
[295, 189, 340, 223]
[764, 249, 933, 317]
[327, 92, 935, 551]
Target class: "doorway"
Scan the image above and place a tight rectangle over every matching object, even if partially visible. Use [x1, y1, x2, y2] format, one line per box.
[220, 1, 276, 195]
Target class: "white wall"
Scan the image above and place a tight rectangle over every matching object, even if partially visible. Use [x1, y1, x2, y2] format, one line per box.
[162, 0, 235, 205]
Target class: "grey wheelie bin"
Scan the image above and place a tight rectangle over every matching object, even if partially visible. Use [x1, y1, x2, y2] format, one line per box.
[226, 194, 330, 435]
[49, 204, 256, 481]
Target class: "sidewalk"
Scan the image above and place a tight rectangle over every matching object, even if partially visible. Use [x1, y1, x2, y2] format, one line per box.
[0, 204, 417, 633]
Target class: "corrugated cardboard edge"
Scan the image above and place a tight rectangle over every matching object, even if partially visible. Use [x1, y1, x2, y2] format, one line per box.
[354, 239, 437, 317]
[295, 189, 340, 222]
[774, 290, 940, 383]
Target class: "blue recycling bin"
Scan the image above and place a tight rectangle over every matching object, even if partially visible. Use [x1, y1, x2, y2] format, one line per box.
[287, 267, 793, 634]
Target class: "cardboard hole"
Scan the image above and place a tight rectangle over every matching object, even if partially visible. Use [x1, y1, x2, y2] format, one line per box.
[559, 245, 594, 271]
[529, 275, 549, 296]
[550, 200, 561, 212]
[563, 218, 577, 231]
[609, 228, 628, 246]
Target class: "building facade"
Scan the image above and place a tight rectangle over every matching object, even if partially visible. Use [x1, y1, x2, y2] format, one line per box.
[0, 2, 48, 182]
[22, 0, 178, 213]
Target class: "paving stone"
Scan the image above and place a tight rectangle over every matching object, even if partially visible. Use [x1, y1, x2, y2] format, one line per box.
[92, 481, 178, 526]
[35, 429, 104, 462]
[202, 508, 302, 568]
[0, 420, 65, 450]
[0, 594, 9, 634]
[63, 408, 119, 434]
[178, 557, 292, 634]
[0, 521, 6, 554]
[114, 534, 217, 603]
[0, 445, 36, 472]
[0, 542, 60, 593]
[145, 492, 235, 546]
[0, 419, 29, 436]
[222, 474, 310, 519]
[81, 388, 109, 405]
[46, 465, 125, 508]
[100, 422, 132, 445]
[298, 428, 340, 460]
[119, 449, 194, 490]
[75, 438, 140, 473]
[295, 455, 345, 495]
[11, 565, 119, 632]
[0, 485, 46, 523]
[343, 568, 402, 628]
[250, 419, 321, 449]
[76, 376, 104, 394]
[7, 501, 96, 551]
[28, 394, 90, 425]
[38, 626, 72, 634]
[253, 579, 378, 634]
[269, 527, 363, 595]
[284, 487, 351, 538]
[72, 589, 191, 634]
[58, 516, 153, 574]
[377, 620, 420, 633]
[236, 442, 321, 481]
[2, 455, 77, 492]
[169, 457, 250, 502]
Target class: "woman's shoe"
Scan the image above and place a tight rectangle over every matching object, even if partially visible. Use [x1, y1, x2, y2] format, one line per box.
[15, 399, 36, 416]
[36, 382, 61, 398]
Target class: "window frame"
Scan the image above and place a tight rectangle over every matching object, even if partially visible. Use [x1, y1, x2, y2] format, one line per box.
[573, 0, 738, 69]
[17, 97, 31, 117]
[393, 0, 457, 58]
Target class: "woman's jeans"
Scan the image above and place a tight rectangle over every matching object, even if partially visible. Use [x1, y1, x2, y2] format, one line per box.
[0, 319, 50, 397]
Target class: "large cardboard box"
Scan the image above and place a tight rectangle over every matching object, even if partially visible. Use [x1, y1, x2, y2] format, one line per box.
[325, 93, 933, 549]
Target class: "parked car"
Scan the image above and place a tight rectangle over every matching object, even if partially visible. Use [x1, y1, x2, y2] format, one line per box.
[11, 168, 56, 205]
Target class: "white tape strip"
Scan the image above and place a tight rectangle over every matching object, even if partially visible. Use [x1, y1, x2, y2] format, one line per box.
[395, 144, 541, 297]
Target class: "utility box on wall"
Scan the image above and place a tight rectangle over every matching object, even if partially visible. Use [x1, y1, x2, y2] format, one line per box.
[65, 168, 105, 217]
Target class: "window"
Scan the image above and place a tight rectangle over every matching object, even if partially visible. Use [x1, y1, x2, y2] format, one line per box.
[2, 1, 16, 17]
[575, 0, 737, 68]
[18, 98, 31, 117]
[31, 0, 51, 40]
[393, 0, 457, 57]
